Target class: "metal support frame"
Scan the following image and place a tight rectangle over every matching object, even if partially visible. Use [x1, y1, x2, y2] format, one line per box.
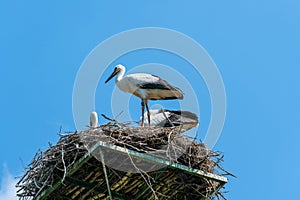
[36, 140, 227, 200]
[64, 177, 125, 200]
[94, 141, 228, 183]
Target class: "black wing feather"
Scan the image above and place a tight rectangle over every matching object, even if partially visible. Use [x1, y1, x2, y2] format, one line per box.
[139, 75, 181, 91]
[165, 110, 199, 122]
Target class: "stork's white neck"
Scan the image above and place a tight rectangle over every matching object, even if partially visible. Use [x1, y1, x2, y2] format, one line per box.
[115, 67, 125, 83]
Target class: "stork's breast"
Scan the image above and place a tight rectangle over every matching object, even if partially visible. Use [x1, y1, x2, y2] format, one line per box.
[117, 78, 139, 94]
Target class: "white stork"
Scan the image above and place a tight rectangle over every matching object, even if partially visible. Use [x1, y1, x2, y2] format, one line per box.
[90, 111, 98, 128]
[105, 64, 184, 126]
[139, 109, 198, 132]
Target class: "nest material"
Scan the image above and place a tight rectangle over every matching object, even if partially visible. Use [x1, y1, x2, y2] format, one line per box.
[16, 122, 229, 200]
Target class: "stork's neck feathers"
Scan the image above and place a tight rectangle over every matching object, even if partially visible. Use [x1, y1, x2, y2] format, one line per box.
[116, 67, 125, 83]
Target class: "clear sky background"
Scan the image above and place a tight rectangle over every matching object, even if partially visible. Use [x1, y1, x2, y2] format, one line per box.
[1, 1, 300, 199]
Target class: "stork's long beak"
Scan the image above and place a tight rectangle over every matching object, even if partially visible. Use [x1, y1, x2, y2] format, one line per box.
[105, 68, 119, 83]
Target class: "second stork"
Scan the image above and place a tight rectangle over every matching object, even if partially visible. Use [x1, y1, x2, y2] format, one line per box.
[105, 64, 184, 126]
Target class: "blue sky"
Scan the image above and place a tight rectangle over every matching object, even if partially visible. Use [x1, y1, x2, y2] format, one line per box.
[1, 1, 300, 199]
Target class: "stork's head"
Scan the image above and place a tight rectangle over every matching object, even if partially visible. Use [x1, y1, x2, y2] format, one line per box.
[105, 64, 125, 83]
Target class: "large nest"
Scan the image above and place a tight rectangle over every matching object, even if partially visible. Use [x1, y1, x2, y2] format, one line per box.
[17, 122, 231, 200]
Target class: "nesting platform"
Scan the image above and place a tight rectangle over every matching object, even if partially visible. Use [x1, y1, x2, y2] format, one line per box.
[17, 122, 228, 200]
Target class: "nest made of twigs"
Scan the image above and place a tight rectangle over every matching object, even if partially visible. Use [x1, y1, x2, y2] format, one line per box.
[16, 122, 230, 200]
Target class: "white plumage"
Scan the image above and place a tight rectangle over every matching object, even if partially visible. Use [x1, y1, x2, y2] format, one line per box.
[90, 111, 98, 128]
[139, 109, 199, 132]
[105, 64, 184, 126]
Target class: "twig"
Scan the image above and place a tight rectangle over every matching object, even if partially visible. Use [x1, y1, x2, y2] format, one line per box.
[99, 148, 113, 200]
[115, 111, 124, 120]
[101, 114, 116, 122]
[61, 146, 67, 183]
[161, 109, 174, 127]
[125, 148, 159, 200]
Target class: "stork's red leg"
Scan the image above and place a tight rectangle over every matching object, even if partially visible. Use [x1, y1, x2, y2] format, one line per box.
[141, 99, 145, 127]
[145, 101, 151, 126]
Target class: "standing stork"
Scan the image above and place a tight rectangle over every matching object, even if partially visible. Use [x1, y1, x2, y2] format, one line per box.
[139, 109, 199, 132]
[105, 64, 184, 126]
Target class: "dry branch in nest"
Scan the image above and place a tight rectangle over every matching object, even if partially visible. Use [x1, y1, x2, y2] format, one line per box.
[16, 122, 230, 200]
